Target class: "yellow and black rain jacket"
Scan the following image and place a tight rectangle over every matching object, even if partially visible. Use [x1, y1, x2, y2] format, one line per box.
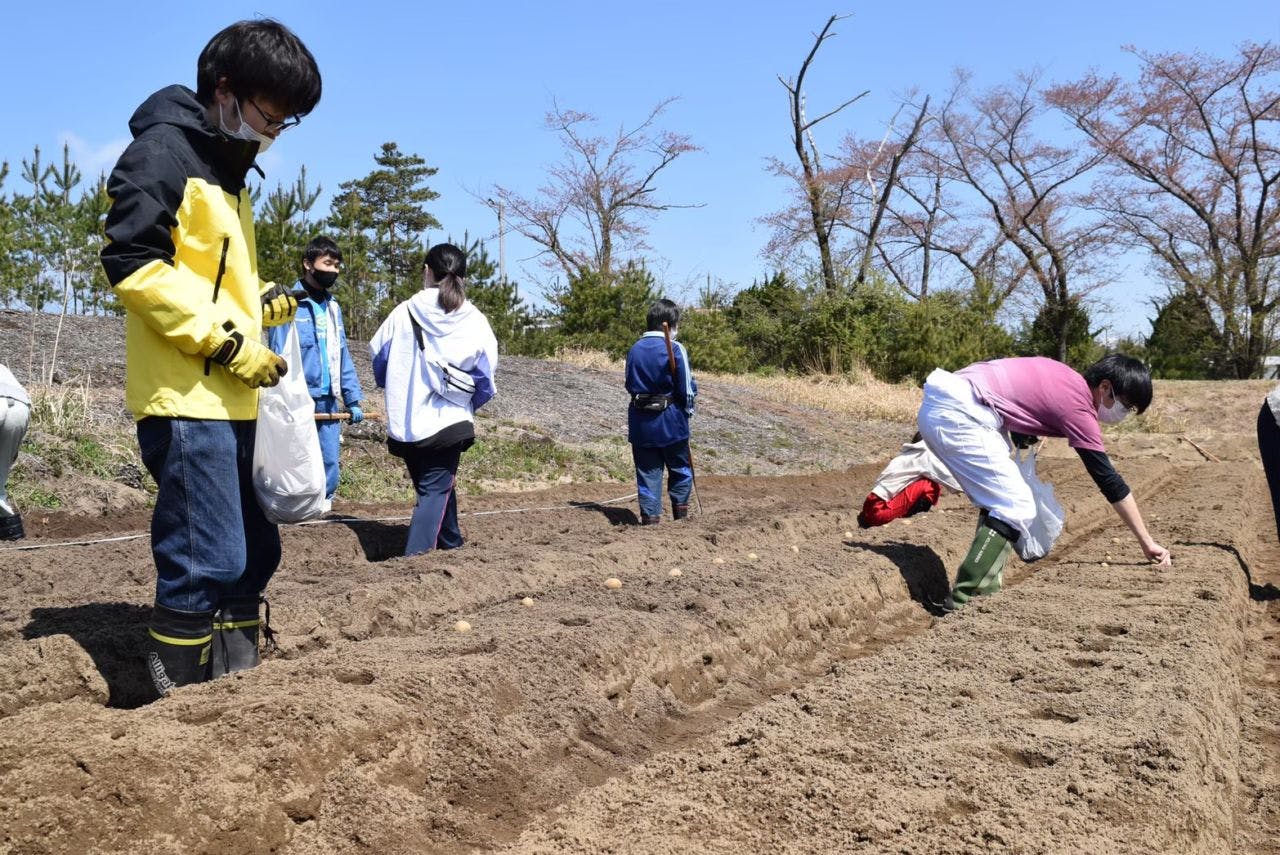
[102, 85, 273, 421]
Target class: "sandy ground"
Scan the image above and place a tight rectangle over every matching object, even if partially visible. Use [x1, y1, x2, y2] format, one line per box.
[1, 314, 1278, 854]
[0, 422, 1278, 854]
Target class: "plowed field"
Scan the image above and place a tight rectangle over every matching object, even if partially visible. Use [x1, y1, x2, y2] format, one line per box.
[0, 363, 1278, 854]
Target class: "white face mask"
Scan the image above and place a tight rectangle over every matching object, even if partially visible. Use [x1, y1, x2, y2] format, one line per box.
[1097, 386, 1130, 424]
[218, 99, 274, 152]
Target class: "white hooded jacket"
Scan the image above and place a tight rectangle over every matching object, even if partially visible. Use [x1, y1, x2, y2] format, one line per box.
[370, 288, 498, 446]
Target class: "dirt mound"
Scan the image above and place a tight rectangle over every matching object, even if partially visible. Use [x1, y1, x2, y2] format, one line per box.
[2, 311, 1279, 854]
[1, 433, 1278, 853]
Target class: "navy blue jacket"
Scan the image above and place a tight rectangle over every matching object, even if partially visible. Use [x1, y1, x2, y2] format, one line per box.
[625, 331, 697, 448]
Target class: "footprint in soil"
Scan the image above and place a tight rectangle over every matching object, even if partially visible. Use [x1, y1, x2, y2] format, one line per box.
[333, 668, 376, 685]
[1033, 707, 1081, 724]
[997, 745, 1058, 768]
[1098, 624, 1129, 637]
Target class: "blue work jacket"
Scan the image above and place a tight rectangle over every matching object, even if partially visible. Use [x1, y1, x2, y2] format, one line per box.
[625, 331, 697, 448]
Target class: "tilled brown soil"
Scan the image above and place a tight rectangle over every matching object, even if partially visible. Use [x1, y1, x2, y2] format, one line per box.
[1, 434, 1278, 853]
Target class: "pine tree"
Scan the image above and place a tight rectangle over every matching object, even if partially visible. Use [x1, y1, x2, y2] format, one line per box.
[0, 162, 40, 311]
[254, 165, 323, 287]
[323, 188, 378, 340]
[335, 142, 440, 317]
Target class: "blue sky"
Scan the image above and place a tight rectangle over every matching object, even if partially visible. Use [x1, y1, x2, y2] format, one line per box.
[4, 1, 1278, 338]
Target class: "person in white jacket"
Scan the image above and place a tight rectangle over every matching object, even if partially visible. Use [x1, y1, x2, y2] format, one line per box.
[370, 243, 498, 556]
[0, 364, 31, 540]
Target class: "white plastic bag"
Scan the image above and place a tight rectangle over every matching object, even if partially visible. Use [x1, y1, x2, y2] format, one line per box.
[1013, 446, 1065, 562]
[253, 326, 330, 523]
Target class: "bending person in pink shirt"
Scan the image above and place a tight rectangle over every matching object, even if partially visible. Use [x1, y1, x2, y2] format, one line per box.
[917, 354, 1171, 612]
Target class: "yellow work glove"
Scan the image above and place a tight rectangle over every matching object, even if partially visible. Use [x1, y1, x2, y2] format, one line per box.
[261, 284, 299, 327]
[204, 323, 288, 388]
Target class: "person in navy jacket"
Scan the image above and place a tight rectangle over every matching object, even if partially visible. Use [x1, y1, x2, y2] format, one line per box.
[267, 236, 363, 499]
[625, 299, 698, 524]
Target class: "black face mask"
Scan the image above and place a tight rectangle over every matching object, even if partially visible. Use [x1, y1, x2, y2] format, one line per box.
[310, 269, 339, 289]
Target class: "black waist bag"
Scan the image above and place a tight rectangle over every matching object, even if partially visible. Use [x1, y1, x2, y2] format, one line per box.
[631, 393, 671, 413]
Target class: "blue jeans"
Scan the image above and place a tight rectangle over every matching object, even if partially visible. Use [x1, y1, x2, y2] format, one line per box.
[402, 444, 466, 556]
[314, 394, 341, 499]
[137, 417, 281, 613]
[632, 441, 692, 518]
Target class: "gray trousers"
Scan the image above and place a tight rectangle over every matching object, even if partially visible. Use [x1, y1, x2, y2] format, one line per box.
[0, 398, 30, 515]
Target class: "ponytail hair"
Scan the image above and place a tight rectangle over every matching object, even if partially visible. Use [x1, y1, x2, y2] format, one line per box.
[425, 243, 467, 313]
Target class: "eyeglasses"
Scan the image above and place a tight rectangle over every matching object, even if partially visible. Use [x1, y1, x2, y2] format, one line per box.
[1110, 388, 1139, 414]
[246, 98, 302, 133]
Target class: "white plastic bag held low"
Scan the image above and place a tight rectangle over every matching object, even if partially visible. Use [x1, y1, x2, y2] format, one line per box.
[1014, 447, 1065, 562]
[253, 326, 330, 523]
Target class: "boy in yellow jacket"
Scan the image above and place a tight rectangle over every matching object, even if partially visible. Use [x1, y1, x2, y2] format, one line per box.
[100, 19, 321, 696]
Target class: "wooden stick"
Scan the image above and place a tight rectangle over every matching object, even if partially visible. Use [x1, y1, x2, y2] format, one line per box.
[314, 412, 382, 422]
[1179, 435, 1221, 463]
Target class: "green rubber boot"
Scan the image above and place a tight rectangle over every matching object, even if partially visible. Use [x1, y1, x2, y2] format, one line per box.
[945, 512, 1019, 611]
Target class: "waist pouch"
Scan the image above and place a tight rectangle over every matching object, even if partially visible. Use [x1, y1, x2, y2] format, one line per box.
[631, 393, 671, 413]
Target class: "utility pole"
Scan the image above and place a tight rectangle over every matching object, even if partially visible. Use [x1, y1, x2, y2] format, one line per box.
[486, 197, 509, 297]
[498, 200, 508, 295]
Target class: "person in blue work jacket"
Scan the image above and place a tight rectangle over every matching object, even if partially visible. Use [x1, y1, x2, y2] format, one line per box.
[268, 235, 364, 499]
[625, 299, 697, 525]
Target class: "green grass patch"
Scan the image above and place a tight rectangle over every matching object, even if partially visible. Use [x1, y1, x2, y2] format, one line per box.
[7, 469, 63, 509]
[333, 431, 631, 502]
[337, 441, 415, 504]
[458, 433, 631, 494]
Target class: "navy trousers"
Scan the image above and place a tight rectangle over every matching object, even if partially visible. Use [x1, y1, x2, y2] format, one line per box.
[402, 443, 466, 556]
[1258, 402, 1280, 542]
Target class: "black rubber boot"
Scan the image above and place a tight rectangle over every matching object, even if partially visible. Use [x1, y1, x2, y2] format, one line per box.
[145, 605, 213, 697]
[641, 514, 661, 526]
[0, 513, 23, 541]
[672, 503, 689, 521]
[210, 596, 262, 678]
[942, 511, 1019, 612]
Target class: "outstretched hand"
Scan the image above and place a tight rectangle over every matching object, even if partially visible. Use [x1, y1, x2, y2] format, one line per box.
[1143, 540, 1172, 566]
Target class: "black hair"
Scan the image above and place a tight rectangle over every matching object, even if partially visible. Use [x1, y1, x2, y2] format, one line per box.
[196, 20, 322, 118]
[646, 299, 681, 332]
[1083, 353, 1153, 414]
[425, 243, 467, 313]
[303, 235, 342, 265]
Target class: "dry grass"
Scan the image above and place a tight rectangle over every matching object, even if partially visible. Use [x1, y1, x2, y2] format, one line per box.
[554, 348, 921, 424]
[26, 381, 96, 436]
[553, 347, 625, 372]
[705, 369, 920, 423]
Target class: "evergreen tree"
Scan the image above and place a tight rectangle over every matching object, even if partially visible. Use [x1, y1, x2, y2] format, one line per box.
[726, 271, 806, 370]
[552, 265, 658, 358]
[254, 165, 322, 287]
[0, 162, 40, 311]
[1016, 298, 1103, 369]
[324, 188, 379, 340]
[79, 173, 115, 316]
[336, 142, 440, 315]
[886, 282, 1014, 383]
[18, 146, 57, 313]
[1145, 290, 1226, 379]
